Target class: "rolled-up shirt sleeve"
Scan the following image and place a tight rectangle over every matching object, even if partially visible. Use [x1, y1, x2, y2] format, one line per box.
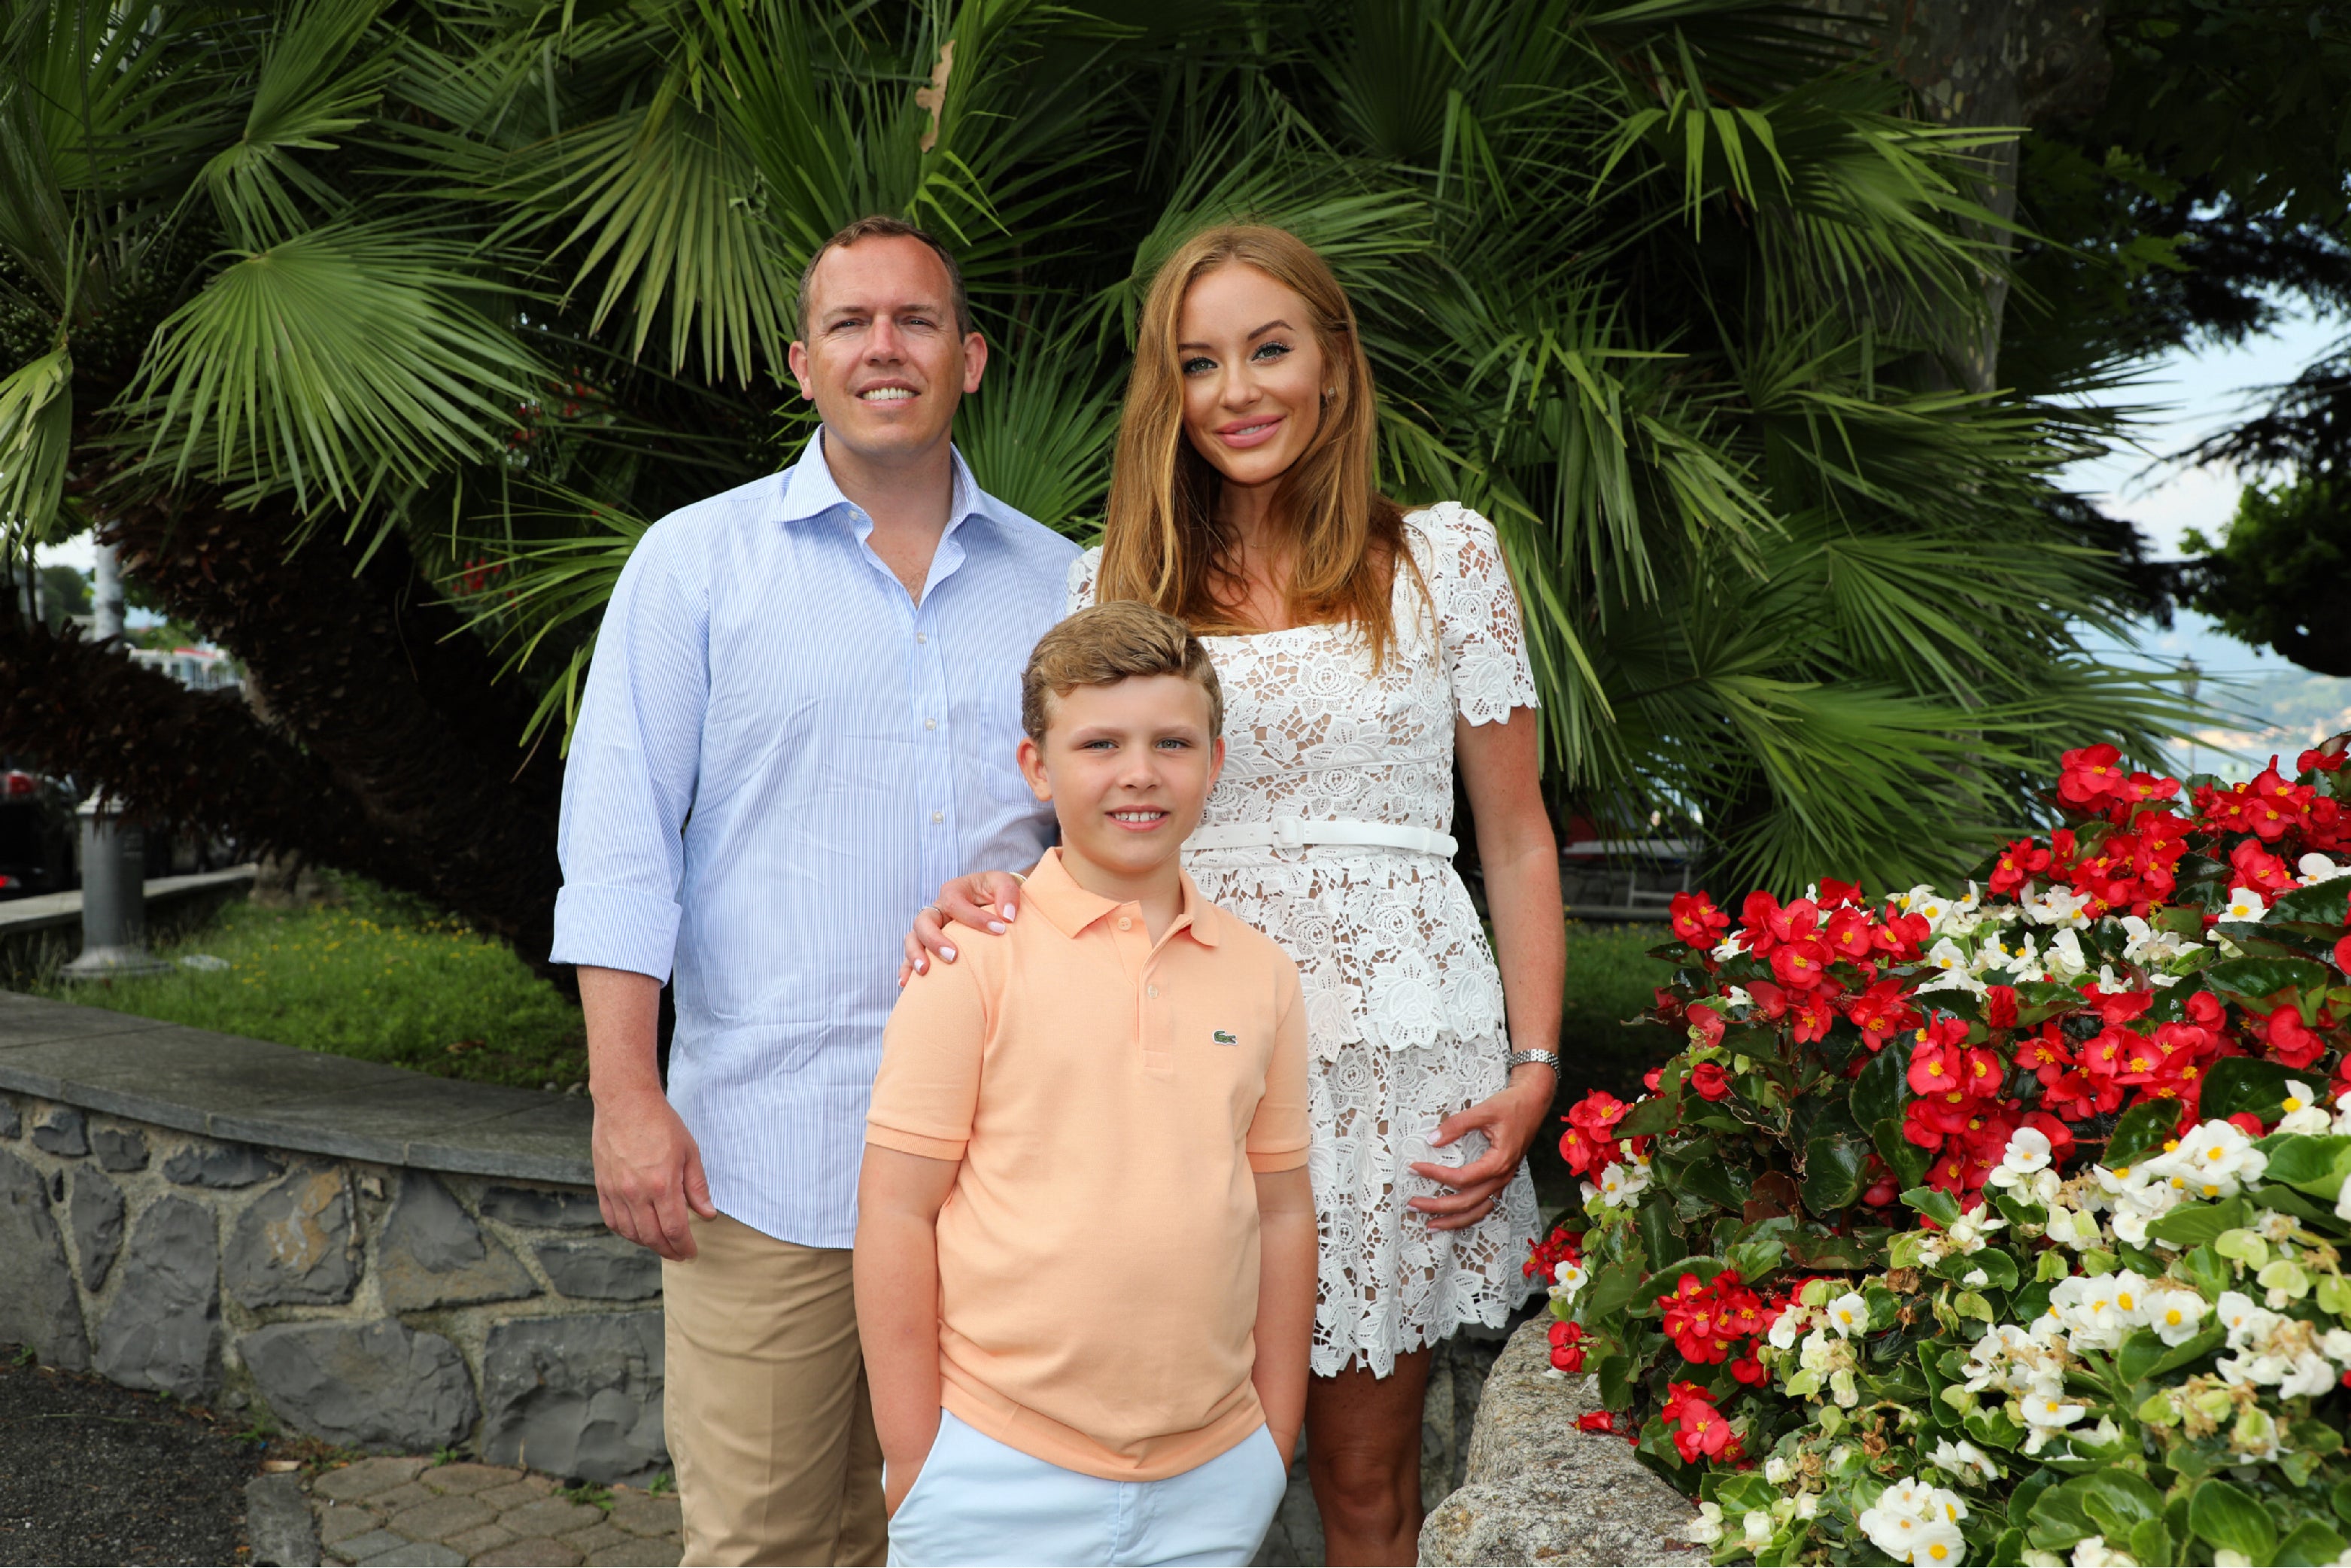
[549, 519, 706, 980]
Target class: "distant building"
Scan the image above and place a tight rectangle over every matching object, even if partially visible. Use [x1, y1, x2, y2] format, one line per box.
[130, 645, 241, 693]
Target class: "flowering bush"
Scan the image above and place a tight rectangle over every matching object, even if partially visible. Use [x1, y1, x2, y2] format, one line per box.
[1545, 742, 2351, 1565]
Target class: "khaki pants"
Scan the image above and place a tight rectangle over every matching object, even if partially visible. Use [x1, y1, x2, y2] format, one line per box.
[662, 1212, 886, 1566]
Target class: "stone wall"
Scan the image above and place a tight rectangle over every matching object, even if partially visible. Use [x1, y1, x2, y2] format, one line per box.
[0, 989, 664, 1487]
[0, 1089, 662, 1483]
[1419, 1317, 1709, 1567]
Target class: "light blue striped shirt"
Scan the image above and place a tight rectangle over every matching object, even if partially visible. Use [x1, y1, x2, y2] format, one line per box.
[551, 434, 1078, 1247]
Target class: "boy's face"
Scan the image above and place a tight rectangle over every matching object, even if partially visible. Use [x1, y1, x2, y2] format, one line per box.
[1017, 676, 1223, 883]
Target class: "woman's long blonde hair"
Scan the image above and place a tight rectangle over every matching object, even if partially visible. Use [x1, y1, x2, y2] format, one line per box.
[1097, 224, 1413, 664]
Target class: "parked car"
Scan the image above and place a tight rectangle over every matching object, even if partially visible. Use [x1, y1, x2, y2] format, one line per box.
[0, 756, 79, 899]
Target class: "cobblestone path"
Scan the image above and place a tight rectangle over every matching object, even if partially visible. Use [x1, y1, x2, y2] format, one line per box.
[301, 1457, 681, 1567]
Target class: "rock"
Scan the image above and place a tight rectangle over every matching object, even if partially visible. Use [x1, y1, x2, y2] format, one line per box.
[533, 1239, 661, 1301]
[91, 1124, 150, 1171]
[94, 1196, 220, 1398]
[379, 1173, 537, 1311]
[163, 1138, 282, 1188]
[226, 1166, 357, 1307]
[480, 1312, 666, 1484]
[30, 1105, 87, 1156]
[0, 1095, 19, 1138]
[1417, 1317, 1706, 1567]
[245, 1470, 321, 1566]
[479, 1186, 606, 1230]
[241, 1320, 479, 1452]
[0, 1149, 90, 1369]
[314, 1456, 432, 1503]
[69, 1169, 125, 1290]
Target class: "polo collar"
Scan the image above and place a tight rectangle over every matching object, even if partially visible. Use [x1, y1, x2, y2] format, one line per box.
[1024, 847, 1220, 948]
[777, 429, 985, 536]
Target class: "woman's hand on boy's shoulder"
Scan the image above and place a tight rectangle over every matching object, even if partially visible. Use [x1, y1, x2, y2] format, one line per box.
[898, 869, 1028, 985]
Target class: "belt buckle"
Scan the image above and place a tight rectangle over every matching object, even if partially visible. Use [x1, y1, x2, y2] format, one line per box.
[1268, 816, 1308, 849]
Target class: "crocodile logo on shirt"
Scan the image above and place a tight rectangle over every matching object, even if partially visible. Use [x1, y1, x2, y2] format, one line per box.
[1213, 1030, 1238, 1046]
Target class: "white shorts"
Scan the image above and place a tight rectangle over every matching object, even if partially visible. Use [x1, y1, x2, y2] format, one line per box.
[884, 1410, 1290, 1567]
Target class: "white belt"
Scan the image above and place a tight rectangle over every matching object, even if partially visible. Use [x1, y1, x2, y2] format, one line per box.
[1186, 817, 1458, 858]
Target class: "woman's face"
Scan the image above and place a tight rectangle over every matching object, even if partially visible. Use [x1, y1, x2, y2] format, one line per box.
[1175, 262, 1329, 497]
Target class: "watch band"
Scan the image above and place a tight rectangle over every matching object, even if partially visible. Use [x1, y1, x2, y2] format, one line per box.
[1506, 1049, 1563, 1076]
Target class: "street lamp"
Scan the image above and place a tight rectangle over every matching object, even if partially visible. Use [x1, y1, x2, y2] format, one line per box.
[62, 540, 169, 982]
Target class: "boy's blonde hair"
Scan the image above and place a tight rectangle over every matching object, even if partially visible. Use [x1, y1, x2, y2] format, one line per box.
[1021, 602, 1223, 743]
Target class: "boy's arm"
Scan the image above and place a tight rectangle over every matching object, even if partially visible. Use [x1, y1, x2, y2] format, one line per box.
[855, 1146, 960, 1515]
[1250, 1165, 1317, 1466]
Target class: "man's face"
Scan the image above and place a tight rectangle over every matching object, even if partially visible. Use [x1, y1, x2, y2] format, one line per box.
[1017, 676, 1223, 886]
[787, 236, 985, 464]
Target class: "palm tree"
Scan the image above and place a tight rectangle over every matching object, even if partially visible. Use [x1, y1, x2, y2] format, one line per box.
[0, 0, 2196, 959]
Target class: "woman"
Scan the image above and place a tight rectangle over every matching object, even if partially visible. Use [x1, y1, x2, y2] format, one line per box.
[907, 225, 1564, 1564]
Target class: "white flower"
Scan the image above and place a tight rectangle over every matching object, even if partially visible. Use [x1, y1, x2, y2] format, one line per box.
[1709, 937, 1744, 963]
[1742, 1511, 1774, 1549]
[1925, 936, 1970, 973]
[2045, 1205, 2103, 1250]
[2277, 1080, 2331, 1135]
[1911, 1520, 1967, 1566]
[2298, 852, 2349, 884]
[2153, 1119, 2268, 1199]
[1552, 1259, 1587, 1296]
[1930, 1438, 1999, 1483]
[1593, 1160, 1649, 1204]
[2044, 927, 2089, 978]
[2216, 1290, 2275, 1348]
[2072, 1538, 2138, 1568]
[1800, 1329, 1838, 1374]
[2222, 886, 2268, 922]
[1767, 1305, 1810, 1351]
[1824, 1291, 1870, 1338]
[1793, 1492, 1820, 1521]
[1763, 1454, 1791, 1484]
[1683, 1500, 1724, 1545]
[2021, 1389, 2087, 1428]
[2279, 1351, 2337, 1399]
[2146, 1288, 2208, 1346]
[1859, 1491, 1933, 1560]
[2001, 1126, 2053, 1175]
[2024, 884, 2093, 926]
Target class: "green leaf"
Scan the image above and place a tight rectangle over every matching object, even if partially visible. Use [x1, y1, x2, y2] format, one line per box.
[2277, 1521, 2349, 1566]
[1801, 1132, 1869, 1214]
[1584, 1260, 1648, 1320]
[2270, 880, 2351, 928]
[2117, 1323, 2225, 1384]
[2073, 1472, 2167, 1543]
[2128, 1519, 2174, 1566]
[1616, 1095, 1677, 1138]
[2188, 1478, 2278, 1563]
[2104, 1099, 2179, 1168]
[2255, 1135, 2351, 1199]
[2204, 956, 2332, 1010]
[1874, 1117, 1932, 1189]
[2028, 1478, 2102, 1550]
[1901, 1186, 1962, 1226]
[1851, 1043, 1909, 1127]
[2147, 1196, 2251, 1247]
[1597, 1352, 1632, 1408]
[2202, 1057, 2301, 1122]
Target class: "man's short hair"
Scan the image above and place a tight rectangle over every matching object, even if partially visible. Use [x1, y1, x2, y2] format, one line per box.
[1022, 602, 1223, 743]
[795, 215, 975, 339]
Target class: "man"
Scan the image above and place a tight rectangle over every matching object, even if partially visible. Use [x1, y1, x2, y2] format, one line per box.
[552, 215, 1077, 1566]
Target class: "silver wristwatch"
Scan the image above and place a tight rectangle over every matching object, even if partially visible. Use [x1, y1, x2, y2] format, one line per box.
[1505, 1049, 1563, 1077]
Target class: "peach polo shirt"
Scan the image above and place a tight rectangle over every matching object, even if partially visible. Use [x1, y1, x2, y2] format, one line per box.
[866, 847, 1310, 1481]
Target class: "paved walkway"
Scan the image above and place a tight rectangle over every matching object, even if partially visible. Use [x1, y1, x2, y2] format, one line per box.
[298, 1457, 681, 1567]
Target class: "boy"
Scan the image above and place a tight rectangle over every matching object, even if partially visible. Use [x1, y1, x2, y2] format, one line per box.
[854, 602, 1316, 1567]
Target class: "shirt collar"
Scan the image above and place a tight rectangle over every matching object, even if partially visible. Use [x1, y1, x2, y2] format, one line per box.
[1024, 847, 1220, 948]
[777, 429, 986, 536]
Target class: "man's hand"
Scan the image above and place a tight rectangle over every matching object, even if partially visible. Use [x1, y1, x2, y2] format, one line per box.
[882, 1415, 940, 1518]
[592, 1086, 718, 1261]
[898, 869, 1027, 984]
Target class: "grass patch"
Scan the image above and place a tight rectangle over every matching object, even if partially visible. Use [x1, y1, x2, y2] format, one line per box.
[26, 882, 585, 1090]
[1529, 921, 1683, 1211]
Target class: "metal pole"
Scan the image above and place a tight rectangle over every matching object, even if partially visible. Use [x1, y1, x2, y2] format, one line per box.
[62, 798, 171, 980]
[93, 539, 124, 643]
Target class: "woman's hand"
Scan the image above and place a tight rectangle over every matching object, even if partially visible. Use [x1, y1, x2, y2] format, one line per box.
[897, 870, 1028, 985]
[1407, 1064, 1555, 1230]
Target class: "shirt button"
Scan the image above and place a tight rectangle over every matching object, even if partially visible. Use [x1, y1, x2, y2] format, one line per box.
[916, 632, 928, 644]
[924, 718, 937, 731]
[931, 811, 943, 824]
[1147, 984, 1159, 998]
[1117, 916, 1132, 931]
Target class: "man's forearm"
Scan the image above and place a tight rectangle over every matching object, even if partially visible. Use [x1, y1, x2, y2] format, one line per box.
[581, 966, 664, 1099]
[854, 1208, 946, 1466]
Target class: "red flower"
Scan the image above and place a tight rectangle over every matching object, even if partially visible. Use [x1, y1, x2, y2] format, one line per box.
[2015, 1026, 2073, 1086]
[2300, 746, 2348, 775]
[1985, 985, 2018, 1030]
[1824, 906, 1877, 962]
[2334, 934, 2351, 977]
[1744, 980, 1790, 1020]
[2230, 838, 2297, 895]
[1768, 937, 1834, 992]
[2058, 744, 2127, 806]
[2257, 1002, 2327, 1070]
[1670, 892, 1730, 948]
[2021, 1110, 2076, 1161]
[1687, 1004, 1726, 1050]
[1845, 979, 1917, 1050]
[1575, 1411, 1615, 1433]
[1688, 1061, 1733, 1102]
[1960, 1047, 2006, 1095]
[1791, 996, 1836, 1044]
[2085, 988, 2155, 1026]
[1819, 877, 1864, 907]
[1729, 1354, 1768, 1385]
[1908, 1036, 1965, 1095]
[1548, 1320, 1588, 1372]
[1988, 837, 2052, 895]
[2228, 1111, 2267, 1138]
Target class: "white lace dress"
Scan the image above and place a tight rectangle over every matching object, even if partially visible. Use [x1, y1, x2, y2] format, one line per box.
[1068, 502, 1541, 1377]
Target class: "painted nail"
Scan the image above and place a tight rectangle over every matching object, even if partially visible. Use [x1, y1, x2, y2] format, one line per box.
[940, 946, 955, 961]
[1001, 904, 1016, 921]
[987, 922, 1005, 934]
